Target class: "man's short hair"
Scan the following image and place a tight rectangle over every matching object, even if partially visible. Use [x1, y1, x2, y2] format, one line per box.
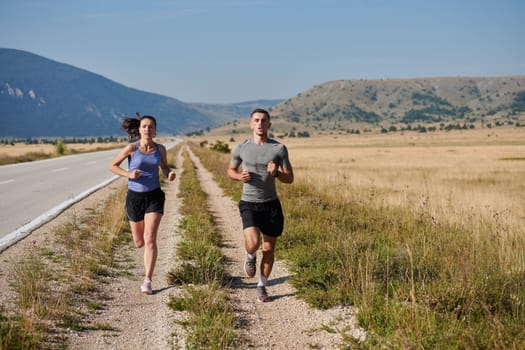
[250, 108, 270, 121]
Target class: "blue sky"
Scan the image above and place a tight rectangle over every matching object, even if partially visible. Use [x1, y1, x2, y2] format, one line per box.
[1, 0, 524, 103]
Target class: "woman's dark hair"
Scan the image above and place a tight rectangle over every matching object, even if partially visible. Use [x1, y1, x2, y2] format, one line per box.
[121, 114, 157, 141]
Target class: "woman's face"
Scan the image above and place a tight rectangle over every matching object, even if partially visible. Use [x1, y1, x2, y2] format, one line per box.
[139, 118, 156, 139]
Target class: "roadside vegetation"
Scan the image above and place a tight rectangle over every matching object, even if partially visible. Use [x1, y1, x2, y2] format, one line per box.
[0, 139, 126, 165]
[0, 186, 130, 349]
[190, 138, 525, 349]
[167, 146, 237, 349]
[0, 151, 51, 165]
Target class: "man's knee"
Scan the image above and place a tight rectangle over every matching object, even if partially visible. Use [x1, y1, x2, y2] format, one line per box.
[262, 244, 275, 256]
[244, 227, 260, 247]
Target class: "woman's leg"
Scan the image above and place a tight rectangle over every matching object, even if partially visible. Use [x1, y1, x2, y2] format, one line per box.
[130, 220, 145, 248]
[143, 212, 162, 279]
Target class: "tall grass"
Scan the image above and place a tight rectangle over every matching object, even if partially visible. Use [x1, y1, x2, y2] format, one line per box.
[167, 146, 237, 349]
[0, 152, 51, 165]
[280, 182, 525, 348]
[0, 307, 37, 350]
[1, 186, 129, 349]
[0, 142, 126, 165]
[191, 138, 525, 348]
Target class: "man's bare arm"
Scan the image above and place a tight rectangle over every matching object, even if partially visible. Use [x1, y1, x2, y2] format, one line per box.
[227, 164, 251, 182]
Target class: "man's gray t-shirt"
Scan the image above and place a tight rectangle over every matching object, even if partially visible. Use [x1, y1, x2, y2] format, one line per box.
[231, 138, 292, 203]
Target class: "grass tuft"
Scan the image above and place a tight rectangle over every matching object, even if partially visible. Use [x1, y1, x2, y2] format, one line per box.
[166, 146, 237, 349]
[168, 283, 237, 350]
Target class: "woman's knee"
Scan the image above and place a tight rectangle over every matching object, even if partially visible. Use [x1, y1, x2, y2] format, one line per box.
[134, 238, 145, 248]
[130, 221, 145, 248]
[144, 234, 157, 248]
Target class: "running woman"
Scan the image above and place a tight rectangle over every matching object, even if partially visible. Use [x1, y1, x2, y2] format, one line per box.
[109, 115, 176, 294]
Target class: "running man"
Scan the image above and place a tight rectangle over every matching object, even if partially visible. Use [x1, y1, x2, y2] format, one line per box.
[227, 108, 294, 302]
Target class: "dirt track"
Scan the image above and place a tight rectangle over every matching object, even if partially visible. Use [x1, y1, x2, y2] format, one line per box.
[0, 145, 365, 349]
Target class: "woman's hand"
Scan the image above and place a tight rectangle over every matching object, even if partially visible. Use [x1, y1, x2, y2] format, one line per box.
[128, 169, 142, 179]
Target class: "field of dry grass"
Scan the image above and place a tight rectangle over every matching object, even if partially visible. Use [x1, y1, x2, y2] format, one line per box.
[0, 142, 125, 158]
[0, 136, 180, 159]
[286, 128, 525, 237]
[196, 127, 525, 236]
[190, 126, 525, 347]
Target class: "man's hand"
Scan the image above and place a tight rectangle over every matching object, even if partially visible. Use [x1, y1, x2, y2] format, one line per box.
[241, 169, 251, 182]
[267, 161, 279, 177]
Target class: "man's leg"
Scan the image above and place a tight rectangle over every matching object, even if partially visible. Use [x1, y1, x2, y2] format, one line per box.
[260, 234, 277, 279]
[243, 226, 260, 277]
[243, 226, 261, 255]
[255, 234, 276, 302]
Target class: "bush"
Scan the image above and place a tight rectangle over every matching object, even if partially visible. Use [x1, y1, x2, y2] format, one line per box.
[55, 139, 66, 155]
[209, 140, 231, 153]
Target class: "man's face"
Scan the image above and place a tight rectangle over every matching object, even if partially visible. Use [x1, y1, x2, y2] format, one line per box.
[250, 112, 271, 136]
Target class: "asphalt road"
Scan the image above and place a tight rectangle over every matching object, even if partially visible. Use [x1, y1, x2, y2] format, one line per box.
[0, 141, 178, 251]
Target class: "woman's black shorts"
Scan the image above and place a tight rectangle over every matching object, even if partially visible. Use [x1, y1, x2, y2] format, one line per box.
[239, 198, 284, 237]
[125, 188, 165, 222]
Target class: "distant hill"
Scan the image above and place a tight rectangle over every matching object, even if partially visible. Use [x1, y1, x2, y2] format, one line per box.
[207, 77, 525, 137]
[0, 48, 282, 138]
[189, 99, 284, 125]
[266, 77, 525, 135]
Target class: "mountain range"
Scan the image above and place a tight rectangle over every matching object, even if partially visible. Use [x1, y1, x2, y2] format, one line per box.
[2, 48, 524, 138]
[0, 48, 281, 138]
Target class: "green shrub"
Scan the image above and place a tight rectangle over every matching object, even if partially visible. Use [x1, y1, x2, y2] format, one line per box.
[209, 141, 231, 153]
[55, 139, 66, 155]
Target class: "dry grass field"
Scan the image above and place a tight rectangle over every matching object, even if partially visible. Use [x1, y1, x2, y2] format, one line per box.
[0, 136, 180, 159]
[200, 127, 525, 237]
[192, 126, 525, 347]
[286, 128, 525, 237]
[0, 142, 125, 158]
[188, 127, 525, 347]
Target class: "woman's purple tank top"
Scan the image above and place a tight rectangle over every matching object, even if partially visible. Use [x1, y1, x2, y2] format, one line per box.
[127, 142, 161, 192]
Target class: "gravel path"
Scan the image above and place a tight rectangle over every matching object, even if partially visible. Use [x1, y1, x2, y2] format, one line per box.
[0, 145, 365, 349]
[186, 147, 365, 349]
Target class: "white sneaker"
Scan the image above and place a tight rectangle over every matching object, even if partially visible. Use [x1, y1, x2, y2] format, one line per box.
[141, 278, 152, 295]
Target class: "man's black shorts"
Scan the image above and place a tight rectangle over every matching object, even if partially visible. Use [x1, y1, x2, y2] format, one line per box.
[239, 198, 284, 237]
[125, 188, 165, 222]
